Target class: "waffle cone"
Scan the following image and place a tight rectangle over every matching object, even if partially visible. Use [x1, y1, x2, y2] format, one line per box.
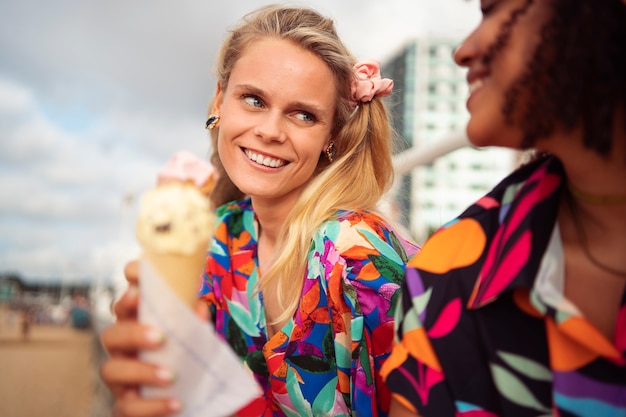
[143, 249, 207, 308]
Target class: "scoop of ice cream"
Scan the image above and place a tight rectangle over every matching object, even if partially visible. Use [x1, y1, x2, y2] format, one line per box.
[136, 183, 214, 256]
[157, 150, 217, 194]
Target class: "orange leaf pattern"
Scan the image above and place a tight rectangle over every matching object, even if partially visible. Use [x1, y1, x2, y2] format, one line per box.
[382, 156, 626, 416]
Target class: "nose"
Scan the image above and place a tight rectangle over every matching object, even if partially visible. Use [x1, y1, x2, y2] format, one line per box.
[253, 111, 286, 143]
[453, 32, 477, 68]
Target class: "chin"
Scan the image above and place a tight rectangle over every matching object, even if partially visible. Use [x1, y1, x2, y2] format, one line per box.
[466, 118, 523, 149]
[465, 121, 493, 148]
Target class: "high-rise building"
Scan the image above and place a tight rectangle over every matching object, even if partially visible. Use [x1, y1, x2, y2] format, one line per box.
[383, 37, 518, 243]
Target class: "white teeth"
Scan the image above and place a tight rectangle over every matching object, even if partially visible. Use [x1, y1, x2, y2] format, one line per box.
[245, 149, 286, 168]
[469, 78, 484, 94]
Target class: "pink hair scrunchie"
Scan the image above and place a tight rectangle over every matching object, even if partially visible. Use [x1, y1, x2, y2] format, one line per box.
[350, 60, 394, 107]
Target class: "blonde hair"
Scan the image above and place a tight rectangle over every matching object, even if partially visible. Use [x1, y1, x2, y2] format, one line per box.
[208, 5, 395, 323]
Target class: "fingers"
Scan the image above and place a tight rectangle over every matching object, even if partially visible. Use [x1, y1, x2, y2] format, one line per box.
[101, 322, 165, 356]
[114, 285, 139, 321]
[194, 300, 211, 322]
[125, 260, 139, 286]
[100, 357, 176, 391]
[100, 340, 182, 417]
[105, 259, 184, 417]
[113, 389, 182, 417]
[113, 260, 140, 322]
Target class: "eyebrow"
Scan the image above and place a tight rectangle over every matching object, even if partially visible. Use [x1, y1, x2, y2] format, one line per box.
[233, 83, 328, 116]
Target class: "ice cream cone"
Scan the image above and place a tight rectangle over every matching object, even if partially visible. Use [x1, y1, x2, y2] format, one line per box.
[136, 151, 217, 310]
[142, 249, 207, 308]
[136, 182, 215, 310]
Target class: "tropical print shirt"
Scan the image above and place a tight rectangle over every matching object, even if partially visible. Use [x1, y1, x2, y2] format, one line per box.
[382, 156, 626, 417]
[199, 198, 419, 417]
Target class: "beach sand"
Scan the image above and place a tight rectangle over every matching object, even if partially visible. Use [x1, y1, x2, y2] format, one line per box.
[0, 320, 111, 417]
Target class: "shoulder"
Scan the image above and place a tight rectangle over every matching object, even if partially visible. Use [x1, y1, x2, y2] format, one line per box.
[460, 154, 562, 218]
[435, 155, 562, 245]
[407, 154, 562, 288]
[315, 210, 418, 264]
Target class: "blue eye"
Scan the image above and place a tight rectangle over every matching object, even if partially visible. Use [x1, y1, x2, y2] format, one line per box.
[295, 112, 316, 123]
[243, 95, 263, 108]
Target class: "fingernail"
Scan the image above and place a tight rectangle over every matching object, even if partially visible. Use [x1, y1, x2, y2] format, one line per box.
[127, 285, 139, 299]
[145, 327, 165, 345]
[168, 399, 183, 412]
[155, 367, 175, 382]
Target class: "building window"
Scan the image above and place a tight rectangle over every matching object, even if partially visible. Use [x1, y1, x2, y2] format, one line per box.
[433, 63, 453, 78]
[436, 82, 452, 95]
[436, 101, 449, 112]
[437, 45, 452, 58]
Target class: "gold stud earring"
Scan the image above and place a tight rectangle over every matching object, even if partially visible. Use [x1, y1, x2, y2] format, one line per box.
[205, 114, 220, 130]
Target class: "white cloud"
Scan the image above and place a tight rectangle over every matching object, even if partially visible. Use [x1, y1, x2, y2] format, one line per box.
[0, 79, 34, 113]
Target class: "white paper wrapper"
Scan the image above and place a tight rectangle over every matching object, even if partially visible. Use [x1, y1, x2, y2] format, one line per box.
[138, 258, 261, 417]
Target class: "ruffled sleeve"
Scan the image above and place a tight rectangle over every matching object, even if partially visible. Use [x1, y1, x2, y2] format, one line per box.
[317, 211, 418, 417]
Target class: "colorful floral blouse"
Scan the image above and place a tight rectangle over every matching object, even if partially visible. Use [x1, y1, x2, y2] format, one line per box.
[199, 198, 419, 417]
[382, 156, 626, 417]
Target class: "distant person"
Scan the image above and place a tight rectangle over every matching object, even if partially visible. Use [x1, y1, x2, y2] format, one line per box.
[100, 5, 418, 417]
[382, 0, 626, 416]
[20, 308, 31, 341]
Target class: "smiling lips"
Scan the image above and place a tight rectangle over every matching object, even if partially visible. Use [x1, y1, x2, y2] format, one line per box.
[466, 68, 488, 95]
[469, 78, 484, 94]
[244, 148, 287, 168]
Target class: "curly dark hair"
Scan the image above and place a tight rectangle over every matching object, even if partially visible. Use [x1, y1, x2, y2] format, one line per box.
[483, 0, 626, 156]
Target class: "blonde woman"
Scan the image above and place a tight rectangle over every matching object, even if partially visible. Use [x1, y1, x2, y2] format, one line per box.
[101, 5, 418, 417]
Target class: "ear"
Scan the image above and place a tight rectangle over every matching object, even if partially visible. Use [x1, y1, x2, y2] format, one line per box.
[324, 132, 334, 151]
[210, 82, 223, 114]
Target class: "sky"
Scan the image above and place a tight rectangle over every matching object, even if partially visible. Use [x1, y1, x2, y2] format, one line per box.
[0, 0, 480, 286]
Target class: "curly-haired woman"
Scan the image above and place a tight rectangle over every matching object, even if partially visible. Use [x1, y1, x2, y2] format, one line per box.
[383, 0, 626, 416]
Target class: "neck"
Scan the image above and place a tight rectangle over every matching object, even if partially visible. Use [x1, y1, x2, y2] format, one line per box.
[557, 143, 626, 232]
[250, 196, 296, 246]
[564, 153, 626, 229]
[562, 189, 626, 278]
[538, 124, 626, 198]
[567, 182, 626, 205]
[534, 124, 626, 226]
[539, 120, 626, 279]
